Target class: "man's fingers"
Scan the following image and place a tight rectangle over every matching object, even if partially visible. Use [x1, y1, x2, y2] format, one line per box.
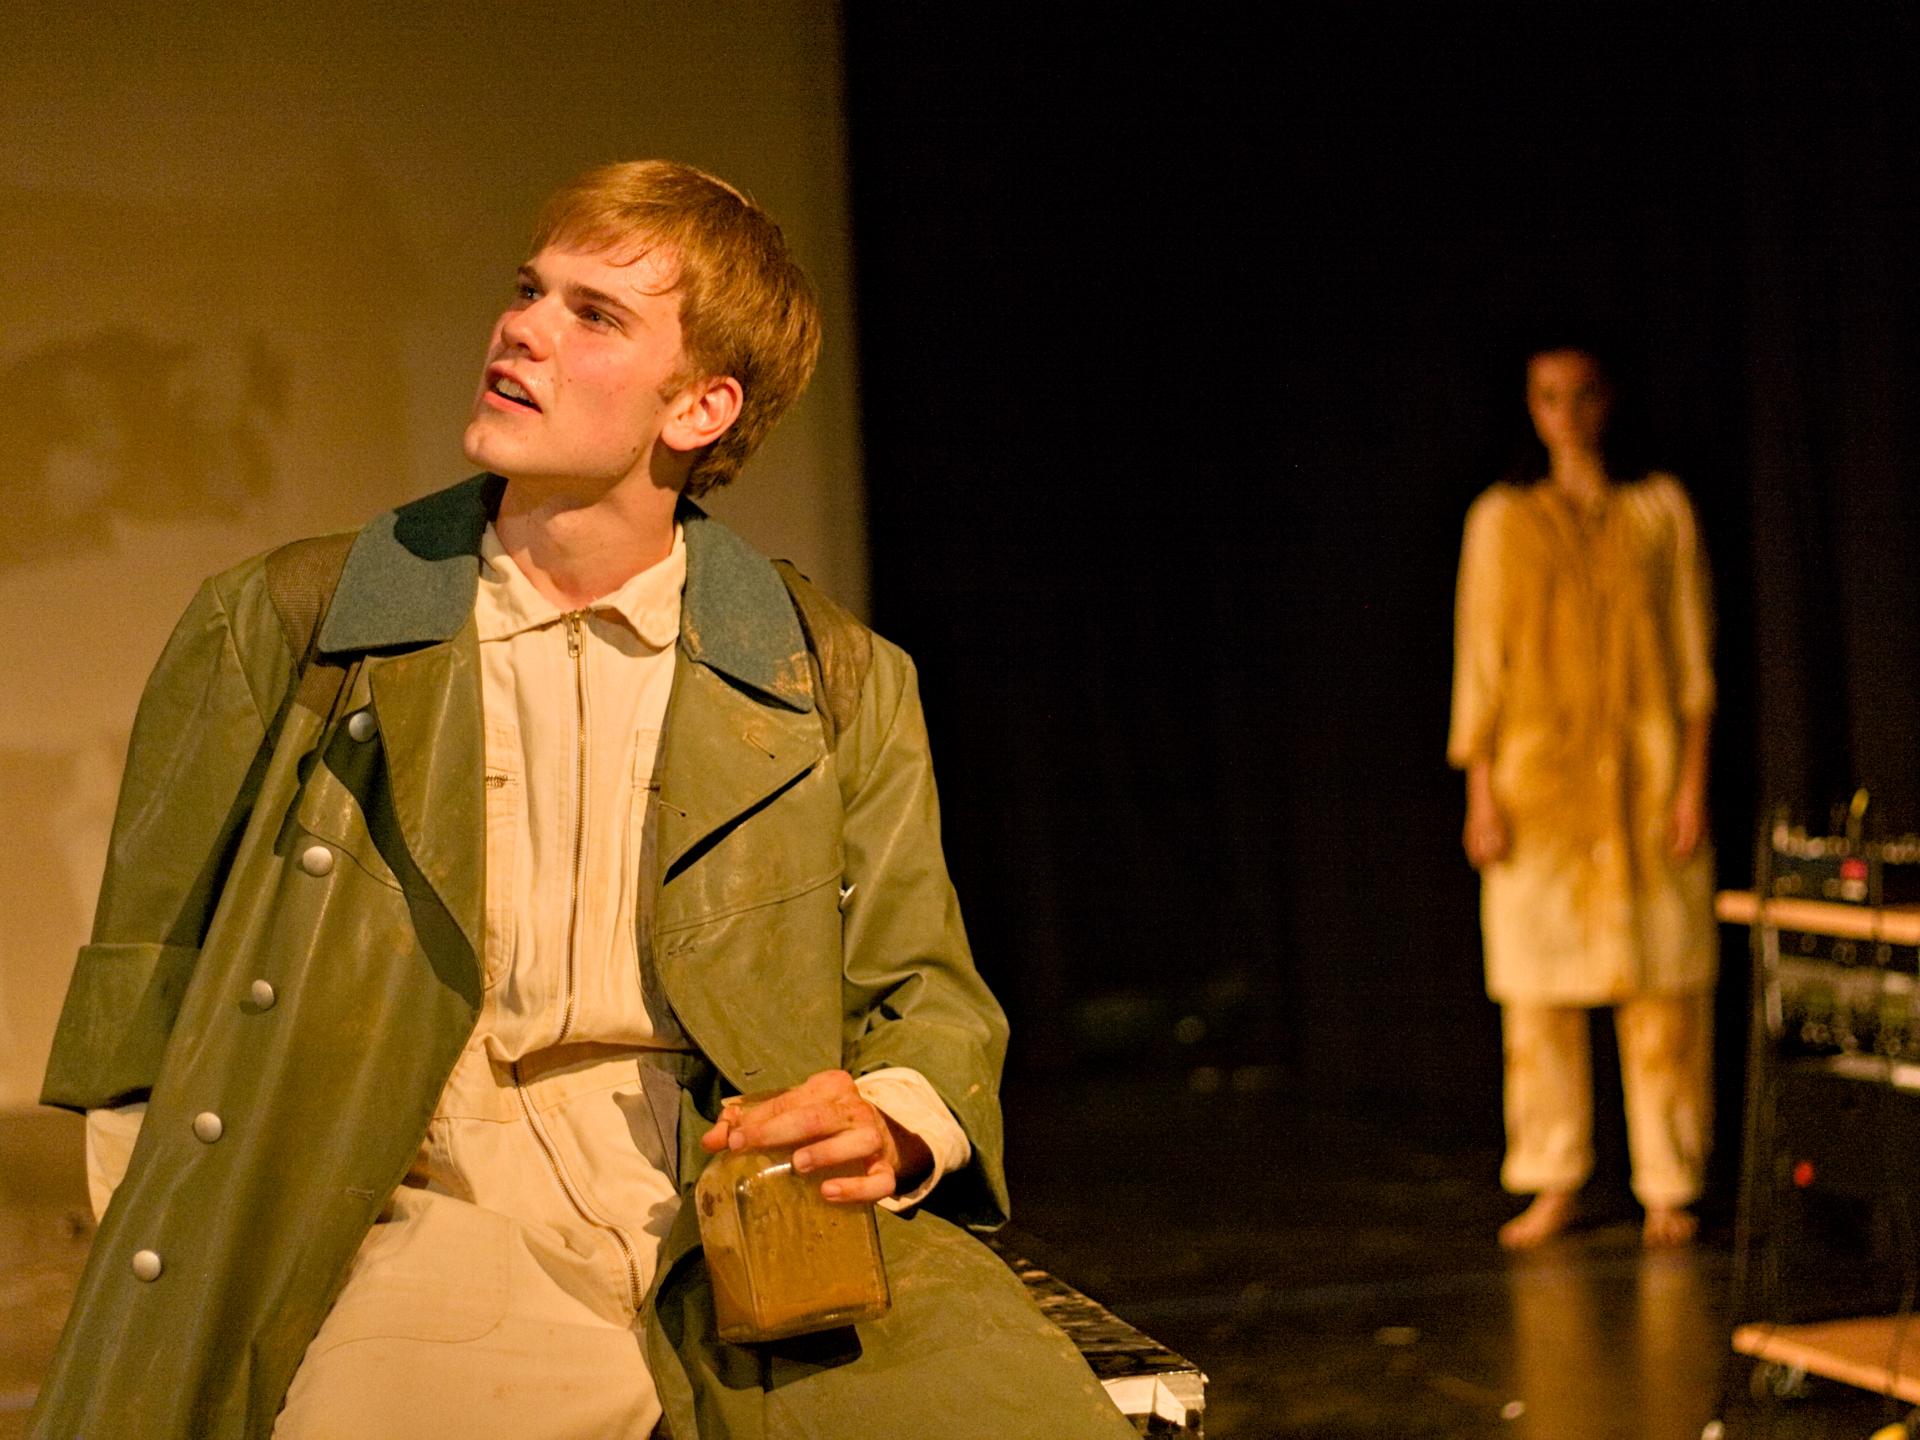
[730, 1100, 825, 1150]
[699, 1116, 736, 1153]
[715, 1072, 881, 1160]
[793, 1127, 884, 1174]
[735, 1098, 866, 1151]
[820, 1160, 896, 1204]
[706, 1079, 900, 1202]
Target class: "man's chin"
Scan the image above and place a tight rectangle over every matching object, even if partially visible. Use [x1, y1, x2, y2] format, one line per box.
[461, 425, 529, 478]
[460, 421, 489, 471]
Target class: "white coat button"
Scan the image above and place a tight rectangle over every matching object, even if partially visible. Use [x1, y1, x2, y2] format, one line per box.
[250, 979, 277, 1010]
[300, 843, 335, 877]
[192, 1111, 224, 1143]
[347, 710, 377, 742]
[131, 1249, 163, 1281]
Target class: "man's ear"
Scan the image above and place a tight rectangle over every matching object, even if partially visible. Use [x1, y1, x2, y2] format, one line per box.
[661, 375, 744, 455]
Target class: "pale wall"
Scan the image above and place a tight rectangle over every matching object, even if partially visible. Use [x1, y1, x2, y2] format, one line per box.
[0, 4, 865, 1109]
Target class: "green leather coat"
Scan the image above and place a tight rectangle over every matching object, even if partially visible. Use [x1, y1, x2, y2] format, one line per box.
[32, 476, 1133, 1439]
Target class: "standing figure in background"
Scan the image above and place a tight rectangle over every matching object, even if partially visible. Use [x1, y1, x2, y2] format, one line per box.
[1449, 342, 1717, 1250]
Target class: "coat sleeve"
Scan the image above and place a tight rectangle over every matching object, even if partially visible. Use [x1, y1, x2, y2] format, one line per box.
[41, 563, 292, 1111]
[1448, 487, 1509, 769]
[1661, 478, 1717, 721]
[835, 638, 1011, 1231]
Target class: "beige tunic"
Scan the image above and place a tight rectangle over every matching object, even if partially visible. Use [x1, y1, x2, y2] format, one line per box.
[1449, 474, 1717, 1004]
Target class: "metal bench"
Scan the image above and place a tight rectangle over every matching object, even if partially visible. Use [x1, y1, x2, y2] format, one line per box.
[992, 1239, 1207, 1436]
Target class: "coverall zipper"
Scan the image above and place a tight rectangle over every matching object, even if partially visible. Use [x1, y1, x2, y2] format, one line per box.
[559, 611, 587, 1042]
[505, 613, 644, 1314]
[510, 1060, 645, 1310]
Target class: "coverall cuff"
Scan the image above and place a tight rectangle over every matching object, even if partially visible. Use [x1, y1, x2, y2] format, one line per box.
[855, 1066, 971, 1211]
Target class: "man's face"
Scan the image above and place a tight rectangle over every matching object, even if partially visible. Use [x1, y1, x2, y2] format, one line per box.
[462, 243, 693, 492]
[1524, 349, 1612, 457]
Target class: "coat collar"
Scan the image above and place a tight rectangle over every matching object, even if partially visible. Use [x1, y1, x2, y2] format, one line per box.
[318, 474, 814, 713]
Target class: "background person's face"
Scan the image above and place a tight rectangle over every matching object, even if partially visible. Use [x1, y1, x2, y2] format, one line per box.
[1525, 349, 1612, 458]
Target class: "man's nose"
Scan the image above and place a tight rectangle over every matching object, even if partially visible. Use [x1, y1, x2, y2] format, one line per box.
[498, 298, 557, 357]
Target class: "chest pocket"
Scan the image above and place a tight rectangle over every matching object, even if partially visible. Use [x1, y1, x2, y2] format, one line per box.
[658, 760, 845, 930]
[483, 721, 523, 989]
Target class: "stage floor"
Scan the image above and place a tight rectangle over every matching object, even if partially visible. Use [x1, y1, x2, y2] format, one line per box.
[998, 1072, 1901, 1440]
[2, 1078, 1910, 1438]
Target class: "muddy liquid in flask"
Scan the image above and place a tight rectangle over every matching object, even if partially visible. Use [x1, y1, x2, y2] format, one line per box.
[695, 1090, 892, 1343]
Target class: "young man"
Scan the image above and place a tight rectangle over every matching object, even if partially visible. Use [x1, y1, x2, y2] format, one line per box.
[32, 161, 1134, 1440]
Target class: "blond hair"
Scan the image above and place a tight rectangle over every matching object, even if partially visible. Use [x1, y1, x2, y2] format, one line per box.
[532, 160, 822, 497]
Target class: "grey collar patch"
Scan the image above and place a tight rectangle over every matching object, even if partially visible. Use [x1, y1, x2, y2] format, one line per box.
[318, 475, 496, 652]
[318, 474, 813, 712]
[679, 507, 813, 713]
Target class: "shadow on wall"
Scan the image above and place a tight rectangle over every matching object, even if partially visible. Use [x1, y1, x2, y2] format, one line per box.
[0, 326, 289, 1107]
[0, 328, 286, 565]
[0, 166, 420, 1110]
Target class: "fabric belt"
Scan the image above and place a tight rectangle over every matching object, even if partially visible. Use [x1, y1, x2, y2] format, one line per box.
[508, 1040, 696, 1085]
[504, 1043, 714, 1187]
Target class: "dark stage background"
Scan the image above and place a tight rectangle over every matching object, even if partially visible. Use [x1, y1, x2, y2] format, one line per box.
[843, 7, 1920, 1195]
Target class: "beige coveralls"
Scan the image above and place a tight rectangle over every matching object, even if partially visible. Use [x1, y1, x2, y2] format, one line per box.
[1449, 475, 1717, 1207]
[92, 527, 966, 1439]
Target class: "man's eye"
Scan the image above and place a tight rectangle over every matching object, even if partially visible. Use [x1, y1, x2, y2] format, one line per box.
[581, 307, 613, 328]
[514, 282, 539, 302]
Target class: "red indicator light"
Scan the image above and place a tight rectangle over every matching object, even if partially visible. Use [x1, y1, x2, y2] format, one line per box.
[1792, 1161, 1816, 1189]
[1842, 858, 1869, 880]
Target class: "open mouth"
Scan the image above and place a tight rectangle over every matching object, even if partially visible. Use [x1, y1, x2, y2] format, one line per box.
[488, 374, 539, 410]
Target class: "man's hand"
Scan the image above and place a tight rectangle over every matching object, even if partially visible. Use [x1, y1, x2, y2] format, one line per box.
[1668, 777, 1707, 860]
[700, 1069, 933, 1204]
[1463, 761, 1510, 869]
[1668, 716, 1711, 861]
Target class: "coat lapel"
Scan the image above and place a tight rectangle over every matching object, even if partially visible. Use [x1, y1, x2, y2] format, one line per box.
[653, 660, 825, 892]
[365, 629, 487, 969]
[316, 477, 497, 987]
[653, 505, 823, 901]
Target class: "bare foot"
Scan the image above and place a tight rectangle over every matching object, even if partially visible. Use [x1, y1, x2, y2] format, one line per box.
[1499, 1191, 1577, 1250]
[1642, 1205, 1698, 1248]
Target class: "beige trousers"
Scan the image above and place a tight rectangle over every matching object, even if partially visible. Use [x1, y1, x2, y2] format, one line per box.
[270, 1185, 663, 1440]
[1500, 990, 1712, 1209]
[271, 1044, 680, 1440]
